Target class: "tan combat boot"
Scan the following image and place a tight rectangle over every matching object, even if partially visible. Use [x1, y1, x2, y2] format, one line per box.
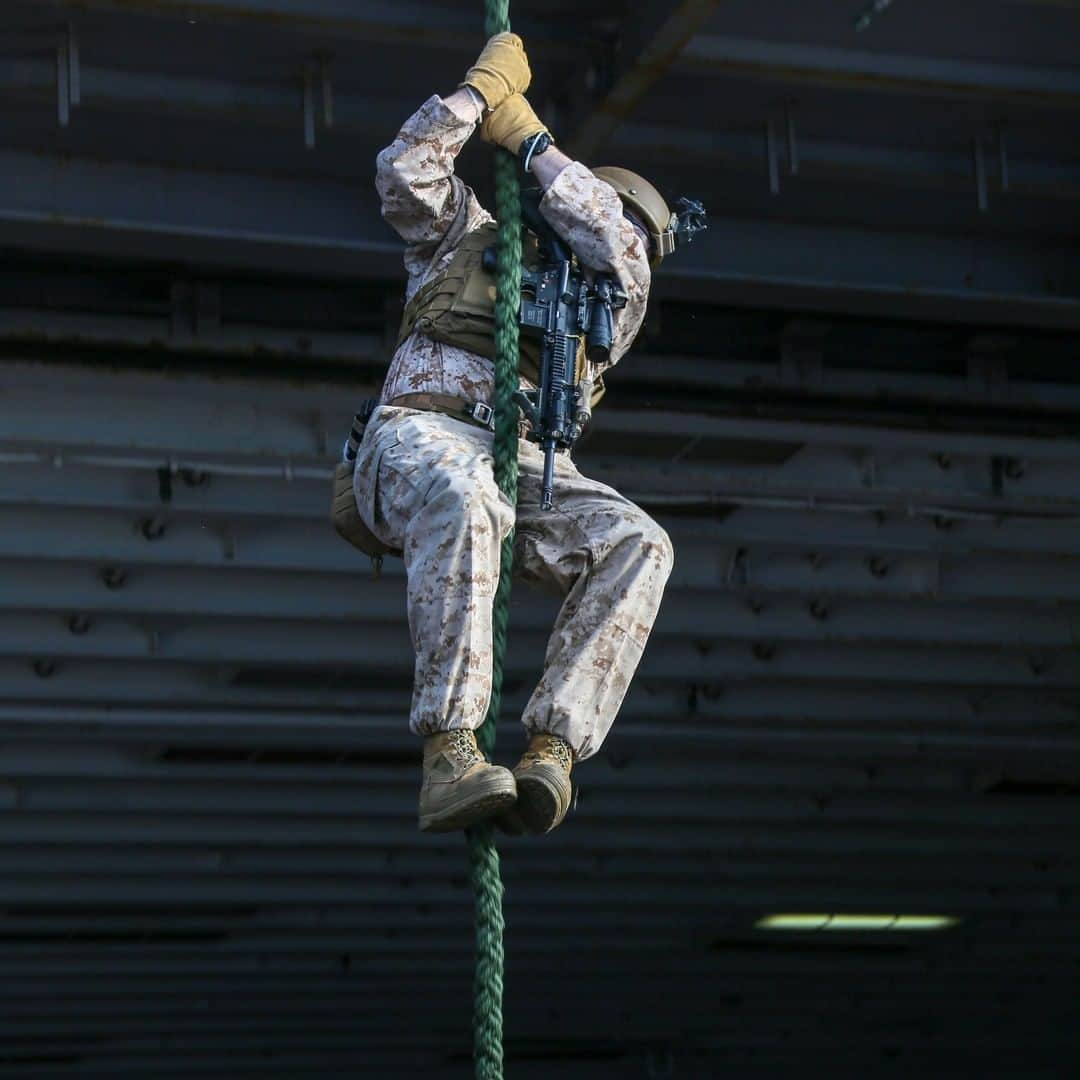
[418, 729, 517, 833]
[506, 732, 574, 835]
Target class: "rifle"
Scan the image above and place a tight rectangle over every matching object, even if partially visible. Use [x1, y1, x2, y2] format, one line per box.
[488, 188, 708, 510]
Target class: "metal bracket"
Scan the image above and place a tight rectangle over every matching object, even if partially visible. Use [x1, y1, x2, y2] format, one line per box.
[468, 402, 495, 428]
[303, 55, 334, 148]
[56, 23, 80, 127]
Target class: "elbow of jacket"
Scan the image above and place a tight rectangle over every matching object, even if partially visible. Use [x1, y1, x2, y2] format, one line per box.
[374, 146, 408, 193]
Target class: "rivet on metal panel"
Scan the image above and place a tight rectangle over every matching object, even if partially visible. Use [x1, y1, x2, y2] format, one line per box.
[809, 599, 830, 622]
[33, 660, 58, 679]
[867, 556, 889, 579]
[100, 567, 128, 590]
[1002, 457, 1025, 481]
[66, 614, 92, 636]
[752, 642, 776, 662]
[141, 515, 167, 541]
[933, 453, 953, 471]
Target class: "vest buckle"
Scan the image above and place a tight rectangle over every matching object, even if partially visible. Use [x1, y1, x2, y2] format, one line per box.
[468, 401, 495, 429]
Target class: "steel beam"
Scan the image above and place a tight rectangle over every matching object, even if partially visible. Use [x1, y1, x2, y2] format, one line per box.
[7, 608, 1080, 689]
[0, 148, 399, 277]
[613, 122, 1080, 201]
[565, 0, 723, 159]
[2, 804, 1073, 858]
[11, 357, 1080, 471]
[0, 57, 410, 136]
[10, 560, 1080, 651]
[25, 0, 569, 50]
[679, 34, 1080, 110]
[2, 147, 1077, 327]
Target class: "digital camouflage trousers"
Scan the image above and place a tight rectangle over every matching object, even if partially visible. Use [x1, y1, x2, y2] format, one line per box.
[353, 406, 673, 760]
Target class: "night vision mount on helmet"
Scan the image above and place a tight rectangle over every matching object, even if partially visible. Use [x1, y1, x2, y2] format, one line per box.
[591, 167, 707, 268]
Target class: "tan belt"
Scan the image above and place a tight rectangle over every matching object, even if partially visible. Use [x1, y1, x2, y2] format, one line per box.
[388, 391, 544, 444]
[389, 392, 494, 431]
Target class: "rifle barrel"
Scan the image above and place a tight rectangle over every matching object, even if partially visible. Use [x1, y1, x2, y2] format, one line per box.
[541, 438, 556, 511]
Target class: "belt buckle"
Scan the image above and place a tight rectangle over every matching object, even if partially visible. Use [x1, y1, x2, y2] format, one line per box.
[468, 401, 494, 429]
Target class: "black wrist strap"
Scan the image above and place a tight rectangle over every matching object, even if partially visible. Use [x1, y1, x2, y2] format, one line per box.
[519, 131, 552, 173]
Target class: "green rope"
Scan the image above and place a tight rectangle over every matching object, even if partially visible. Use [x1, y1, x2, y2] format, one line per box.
[465, 1, 519, 1077]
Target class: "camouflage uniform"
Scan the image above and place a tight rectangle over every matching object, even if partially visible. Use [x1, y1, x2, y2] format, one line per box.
[355, 95, 672, 761]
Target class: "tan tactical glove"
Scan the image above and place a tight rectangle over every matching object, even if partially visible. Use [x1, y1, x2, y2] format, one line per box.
[480, 93, 550, 155]
[461, 32, 531, 112]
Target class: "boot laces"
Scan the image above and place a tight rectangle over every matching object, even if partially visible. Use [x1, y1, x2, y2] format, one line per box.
[447, 729, 483, 768]
[525, 734, 573, 772]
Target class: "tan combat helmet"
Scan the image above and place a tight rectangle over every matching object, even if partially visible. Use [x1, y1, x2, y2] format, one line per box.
[592, 166, 675, 269]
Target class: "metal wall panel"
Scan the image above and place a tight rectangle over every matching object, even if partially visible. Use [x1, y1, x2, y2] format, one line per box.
[1, 352, 1079, 1075]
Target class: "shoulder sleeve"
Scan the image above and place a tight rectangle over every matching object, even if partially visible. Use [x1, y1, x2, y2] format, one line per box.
[375, 95, 493, 280]
[539, 162, 651, 368]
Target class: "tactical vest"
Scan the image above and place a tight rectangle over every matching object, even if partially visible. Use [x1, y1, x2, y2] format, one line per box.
[396, 222, 605, 407]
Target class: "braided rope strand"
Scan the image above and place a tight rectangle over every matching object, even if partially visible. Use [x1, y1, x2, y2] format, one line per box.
[466, 1, 519, 1077]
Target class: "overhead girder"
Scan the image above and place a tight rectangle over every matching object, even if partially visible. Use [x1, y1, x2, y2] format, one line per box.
[678, 34, 1080, 110]
[564, 0, 724, 160]
[22, 0, 572, 49]
[5, 61, 1079, 205]
[2, 148, 1077, 328]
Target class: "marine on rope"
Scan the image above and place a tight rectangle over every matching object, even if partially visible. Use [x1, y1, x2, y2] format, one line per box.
[331, 15, 705, 1075]
[336, 29, 706, 836]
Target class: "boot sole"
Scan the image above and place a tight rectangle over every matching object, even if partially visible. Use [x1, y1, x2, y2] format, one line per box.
[419, 777, 518, 834]
[515, 770, 571, 835]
